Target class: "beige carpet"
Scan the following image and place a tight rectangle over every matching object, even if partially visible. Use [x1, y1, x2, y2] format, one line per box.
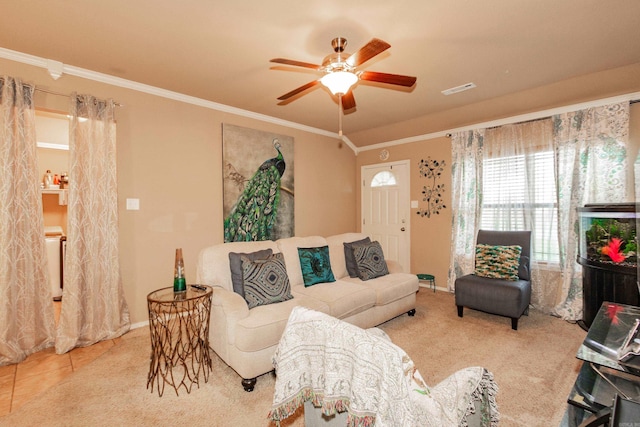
[0, 290, 585, 427]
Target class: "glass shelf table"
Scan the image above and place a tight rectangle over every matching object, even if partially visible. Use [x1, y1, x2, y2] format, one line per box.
[566, 302, 640, 425]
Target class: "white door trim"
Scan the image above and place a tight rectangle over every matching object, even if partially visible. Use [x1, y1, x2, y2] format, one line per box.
[361, 160, 411, 273]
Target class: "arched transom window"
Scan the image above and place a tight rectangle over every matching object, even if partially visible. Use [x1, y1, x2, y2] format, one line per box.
[371, 170, 397, 187]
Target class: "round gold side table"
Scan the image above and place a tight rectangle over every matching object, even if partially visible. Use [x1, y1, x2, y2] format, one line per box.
[146, 285, 213, 397]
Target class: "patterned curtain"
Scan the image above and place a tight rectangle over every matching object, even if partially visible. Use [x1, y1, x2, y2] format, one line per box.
[636, 153, 640, 292]
[553, 102, 630, 320]
[447, 130, 484, 289]
[482, 120, 562, 313]
[55, 94, 130, 353]
[0, 76, 55, 365]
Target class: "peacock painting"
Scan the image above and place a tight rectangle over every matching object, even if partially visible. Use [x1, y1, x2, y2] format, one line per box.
[222, 125, 294, 242]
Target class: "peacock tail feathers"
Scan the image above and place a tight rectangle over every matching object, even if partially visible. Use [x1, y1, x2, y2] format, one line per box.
[224, 140, 285, 242]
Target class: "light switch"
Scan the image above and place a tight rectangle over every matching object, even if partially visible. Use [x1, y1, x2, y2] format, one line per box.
[411, 200, 418, 208]
[126, 198, 140, 210]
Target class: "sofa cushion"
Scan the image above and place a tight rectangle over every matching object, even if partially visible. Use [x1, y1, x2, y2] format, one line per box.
[343, 273, 419, 306]
[241, 253, 293, 309]
[291, 280, 376, 319]
[455, 273, 531, 318]
[298, 246, 336, 286]
[276, 236, 329, 287]
[234, 296, 329, 352]
[352, 241, 389, 281]
[344, 237, 371, 278]
[474, 244, 522, 281]
[326, 233, 370, 279]
[229, 248, 273, 297]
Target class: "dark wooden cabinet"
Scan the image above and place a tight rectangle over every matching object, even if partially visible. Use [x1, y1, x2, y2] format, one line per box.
[580, 258, 638, 328]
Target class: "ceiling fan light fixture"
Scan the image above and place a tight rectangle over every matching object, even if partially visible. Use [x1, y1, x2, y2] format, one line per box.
[272, 37, 416, 111]
[320, 71, 358, 95]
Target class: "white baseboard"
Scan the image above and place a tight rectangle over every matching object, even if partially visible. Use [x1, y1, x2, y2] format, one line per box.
[418, 284, 448, 292]
[130, 320, 149, 330]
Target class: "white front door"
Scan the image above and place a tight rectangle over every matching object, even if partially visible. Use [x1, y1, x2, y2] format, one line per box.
[361, 161, 410, 272]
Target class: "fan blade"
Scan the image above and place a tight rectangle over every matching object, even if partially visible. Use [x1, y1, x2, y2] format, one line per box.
[359, 71, 417, 87]
[341, 91, 356, 111]
[277, 80, 319, 100]
[345, 38, 391, 67]
[270, 58, 321, 70]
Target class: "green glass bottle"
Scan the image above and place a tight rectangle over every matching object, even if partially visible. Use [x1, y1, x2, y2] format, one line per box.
[173, 248, 186, 293]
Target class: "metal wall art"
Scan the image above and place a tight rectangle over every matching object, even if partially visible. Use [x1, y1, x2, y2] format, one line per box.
[416, 157, 446, 218]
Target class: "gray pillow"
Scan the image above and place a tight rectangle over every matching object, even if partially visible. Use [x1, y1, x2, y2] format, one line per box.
[352, 241, 389, 281]
[229, 248, 273, 297]
[241, 252, 292, 309]
[344, 237, 371, 277]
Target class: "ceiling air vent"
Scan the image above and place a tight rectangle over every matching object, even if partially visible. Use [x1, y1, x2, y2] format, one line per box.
[441, 82, 476, 96]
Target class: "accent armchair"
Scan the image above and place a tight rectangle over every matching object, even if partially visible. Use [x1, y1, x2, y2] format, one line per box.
[455, 230, 532, 330]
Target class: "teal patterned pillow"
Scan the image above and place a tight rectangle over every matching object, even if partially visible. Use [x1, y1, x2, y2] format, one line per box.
[241, 252, 293, 309]
[474, 244, 522, 281]
[298, 246, 336, 287]
[352, 241, 389, 281]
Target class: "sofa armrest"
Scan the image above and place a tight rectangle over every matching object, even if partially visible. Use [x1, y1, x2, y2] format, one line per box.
[210, 286, 250, 346]
[386, 259, 404, 274]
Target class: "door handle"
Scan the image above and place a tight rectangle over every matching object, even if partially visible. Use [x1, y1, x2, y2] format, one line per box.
[401, 227, 405, 232]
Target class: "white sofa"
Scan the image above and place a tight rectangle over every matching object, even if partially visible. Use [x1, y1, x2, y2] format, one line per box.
[196, 232, 419, 391]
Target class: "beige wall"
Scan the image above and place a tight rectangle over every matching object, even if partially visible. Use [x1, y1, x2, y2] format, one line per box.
[356, 103, 640, 290]
[2, 56, 639, 324]
[1, 58, 357, 324]
[38, 146, 69, 233]
[357, 137, 453, 288]
[37, 147, 68, 180]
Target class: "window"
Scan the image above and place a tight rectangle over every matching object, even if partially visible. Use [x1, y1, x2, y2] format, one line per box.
[480, 151, 559, 262]
[371, 171, 397, 187]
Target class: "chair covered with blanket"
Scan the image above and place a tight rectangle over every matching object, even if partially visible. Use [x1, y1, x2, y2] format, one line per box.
[269, 307, 499, 427]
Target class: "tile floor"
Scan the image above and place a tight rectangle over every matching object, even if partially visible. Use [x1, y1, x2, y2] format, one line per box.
[0, 302, 127, 417]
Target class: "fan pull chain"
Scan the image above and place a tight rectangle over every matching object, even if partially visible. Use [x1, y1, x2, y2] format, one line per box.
[338, 94, 343, 137]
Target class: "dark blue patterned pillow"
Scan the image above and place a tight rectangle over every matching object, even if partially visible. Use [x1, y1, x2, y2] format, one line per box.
[241, 252, 292, 309]
[298, 246, 336, 287]
[352, 241, 389, 281]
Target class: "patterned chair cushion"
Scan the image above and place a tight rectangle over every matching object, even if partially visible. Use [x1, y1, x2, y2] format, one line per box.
[352, 241, 389, 281]
[344, 237, 371, 278]
[474, 244, 522, 281]
[241, 252, 293, 309]
[298, 246, 336, 287]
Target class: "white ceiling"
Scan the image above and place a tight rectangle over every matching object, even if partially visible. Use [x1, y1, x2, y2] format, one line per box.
[1, 0, 639, 146]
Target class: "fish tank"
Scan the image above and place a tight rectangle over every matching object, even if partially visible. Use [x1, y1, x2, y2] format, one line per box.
[578, 203, 638, 272]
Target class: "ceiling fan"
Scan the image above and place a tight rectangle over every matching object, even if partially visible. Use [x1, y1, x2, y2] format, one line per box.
[270, 37, 417, 112]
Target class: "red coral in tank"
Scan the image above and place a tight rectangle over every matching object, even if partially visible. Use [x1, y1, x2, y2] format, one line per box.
[601, 238, 626, 263]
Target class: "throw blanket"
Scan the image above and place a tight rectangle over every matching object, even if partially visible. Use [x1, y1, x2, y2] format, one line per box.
[269, 307, 499, 427]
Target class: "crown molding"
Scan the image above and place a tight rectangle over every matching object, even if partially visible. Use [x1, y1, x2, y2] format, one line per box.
[9, 47, 634, 156]
[0, 47, 357, 153]
[359, 91, 640, 151]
